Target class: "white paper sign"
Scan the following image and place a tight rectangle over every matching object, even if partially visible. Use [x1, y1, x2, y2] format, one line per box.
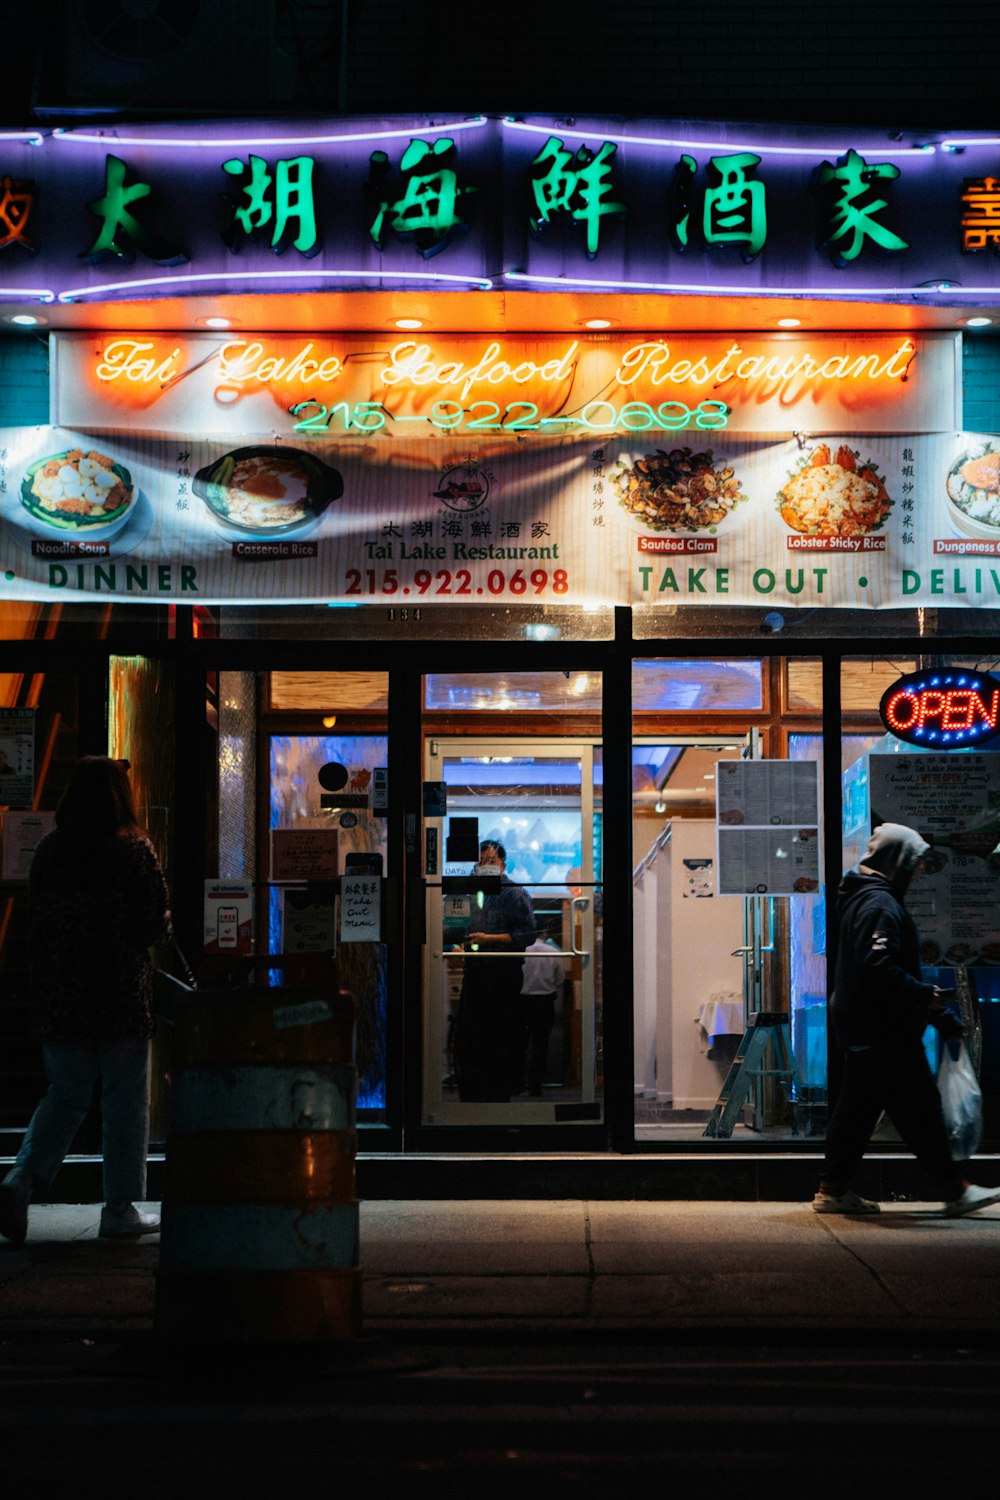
[339, 874, 381, 943]
[717, 760, 819, 826]
[203, 879, 254, 953]
[868, 752, 1000, 964]
[717, 760, 820, 896]
[717, 827, 821, 896]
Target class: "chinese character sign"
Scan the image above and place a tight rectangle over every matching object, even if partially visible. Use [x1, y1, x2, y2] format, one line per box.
[222, 155, 320, 256]
[0, 117, 993, 299]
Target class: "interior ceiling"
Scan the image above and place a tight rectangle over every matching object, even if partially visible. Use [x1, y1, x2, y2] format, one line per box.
[8, 288, 997, 335]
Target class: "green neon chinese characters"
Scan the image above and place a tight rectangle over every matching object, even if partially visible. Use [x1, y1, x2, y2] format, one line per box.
[819, 149, 908, 265]
[369, 138, 477, 257]
[529, 136, 625, 258]
[82, 155, 187, 266]
[704, 153, 766, 261]
[222, 155, 319, 256]
[668, 153, 766, 259]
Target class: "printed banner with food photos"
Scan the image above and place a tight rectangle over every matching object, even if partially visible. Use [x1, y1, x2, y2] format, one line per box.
[1, 428, 1000, 607]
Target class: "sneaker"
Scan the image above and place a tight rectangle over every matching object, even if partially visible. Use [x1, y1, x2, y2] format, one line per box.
[98, 1204, 160, 1239]
[941, 1184, 1000, 1218]
[0, 1169, 31, 1243]
[812, 1187, 880, 1215]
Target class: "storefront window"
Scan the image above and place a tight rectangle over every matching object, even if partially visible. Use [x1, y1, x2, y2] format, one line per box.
[0, 671, 80, 1137]
[108, 656, 176, 1140]
[269, 732, 389, 1112]
[840, 654, 1000, 1147]
[0, 602, 173, 643]
[634, 658, 763, 712]
[633, 656, 822, 1143]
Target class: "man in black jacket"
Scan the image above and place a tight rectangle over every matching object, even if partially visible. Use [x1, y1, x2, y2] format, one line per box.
[814, 822, 1000, 1217]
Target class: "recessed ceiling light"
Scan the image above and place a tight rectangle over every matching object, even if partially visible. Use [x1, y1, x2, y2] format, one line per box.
[777, 317, 801, 328]
[395, 318, 424, 330]
[201, 316, 232, 329]
[583, 318, 615, 329]
[8, 313, 41, 326]
[965, 316, 993, 328]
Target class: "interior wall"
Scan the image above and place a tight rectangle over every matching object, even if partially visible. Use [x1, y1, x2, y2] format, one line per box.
[667, 820, 744, 1111]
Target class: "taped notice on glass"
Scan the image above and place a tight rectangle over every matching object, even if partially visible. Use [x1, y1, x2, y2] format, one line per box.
[716, 760, 820, 896]
[340, 874, 381, 942]
[716, 760, 819, 827]
[717, 826, 820, 896]
[0, 708, 35, 810]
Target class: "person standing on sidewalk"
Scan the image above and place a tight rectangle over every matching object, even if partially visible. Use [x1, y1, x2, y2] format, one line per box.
[0, 756, 171, 1243]
[814, 822, 1000, 1218]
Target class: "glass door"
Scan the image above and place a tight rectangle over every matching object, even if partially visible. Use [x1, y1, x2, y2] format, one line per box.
[422, 737, 602, 1125]
[631, 655, 825, 1144]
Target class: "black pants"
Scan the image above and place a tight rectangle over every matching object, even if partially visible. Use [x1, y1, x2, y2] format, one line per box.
[823, 1038, 964, 1200]
[513, 991, 557, 1094]
[455, 957, 524, 1102]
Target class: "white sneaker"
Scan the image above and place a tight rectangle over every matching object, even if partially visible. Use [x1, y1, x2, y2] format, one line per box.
[99, 1203, 160, 1239]
[941, 1184, 1000, 1218]
[812, 1187, 880, 1215]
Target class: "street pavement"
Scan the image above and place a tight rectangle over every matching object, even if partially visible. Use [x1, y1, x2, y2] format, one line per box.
[4, 1200, 1000, 1495]
[2, 1196, 1000, 1337]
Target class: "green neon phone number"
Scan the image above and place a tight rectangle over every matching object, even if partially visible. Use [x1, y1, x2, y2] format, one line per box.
[290, 399, 728, 434]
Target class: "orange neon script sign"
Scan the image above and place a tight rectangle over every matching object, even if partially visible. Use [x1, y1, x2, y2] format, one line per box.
[96, 337, 343, 386]
[77, 331, 940, 436]
[95, 334, 916, 395]
[616, 338, 915, 387]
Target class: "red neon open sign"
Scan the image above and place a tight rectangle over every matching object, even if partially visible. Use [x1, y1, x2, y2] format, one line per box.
[879, 669, 1000, 747]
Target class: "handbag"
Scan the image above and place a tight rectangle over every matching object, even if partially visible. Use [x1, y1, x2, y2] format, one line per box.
[937, 1040, 983, 1161]
[151, 934, 197, 1014]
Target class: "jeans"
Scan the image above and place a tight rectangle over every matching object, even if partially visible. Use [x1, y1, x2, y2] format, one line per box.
[16, 1039, 151, 1203]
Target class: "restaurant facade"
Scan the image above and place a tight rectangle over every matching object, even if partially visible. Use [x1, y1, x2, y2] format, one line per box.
[2, 112, 1000, 1190]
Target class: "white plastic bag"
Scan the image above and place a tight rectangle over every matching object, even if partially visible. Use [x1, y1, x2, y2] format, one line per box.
[937, 1042, 983, 1161]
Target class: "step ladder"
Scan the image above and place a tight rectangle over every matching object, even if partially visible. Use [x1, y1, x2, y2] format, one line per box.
[703, 1011, 795, 1139]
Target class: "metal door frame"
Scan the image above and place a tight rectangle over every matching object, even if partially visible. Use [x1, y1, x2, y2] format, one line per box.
[420, 734, 601, 1127]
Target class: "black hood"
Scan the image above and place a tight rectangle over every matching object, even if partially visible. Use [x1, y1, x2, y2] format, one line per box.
[857, 821, 930, 898]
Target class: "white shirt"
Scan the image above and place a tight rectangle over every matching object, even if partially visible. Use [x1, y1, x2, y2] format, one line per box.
[520, 937, 565, 995]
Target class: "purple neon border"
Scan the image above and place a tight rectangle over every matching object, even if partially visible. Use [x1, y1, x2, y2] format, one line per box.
[51, 117, 489, 150]
[1, 115, 999, 308]
[502, 116, 938, 157]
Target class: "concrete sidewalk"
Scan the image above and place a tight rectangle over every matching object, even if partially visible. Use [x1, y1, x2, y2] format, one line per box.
[3, 1198, 1000, 1338]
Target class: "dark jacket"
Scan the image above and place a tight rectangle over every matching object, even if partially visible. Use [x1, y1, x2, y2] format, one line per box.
[471, 876, 535, 951]
[830, 867, 938, 1051]
[29, 827, 171, 1043]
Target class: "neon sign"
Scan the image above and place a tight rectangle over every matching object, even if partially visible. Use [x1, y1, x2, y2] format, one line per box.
[93, 335, 916, 398]
[615, 339, 914, 387]
[288, 395, 728, 435]
[380, 339, 578, 400]
[3, 115, 1000, 308]
[64, 331, 950, 440]
[879, 669, 1000, 747]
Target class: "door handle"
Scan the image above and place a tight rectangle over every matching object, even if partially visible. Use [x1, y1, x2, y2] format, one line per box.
[570, 896, 592, 960]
